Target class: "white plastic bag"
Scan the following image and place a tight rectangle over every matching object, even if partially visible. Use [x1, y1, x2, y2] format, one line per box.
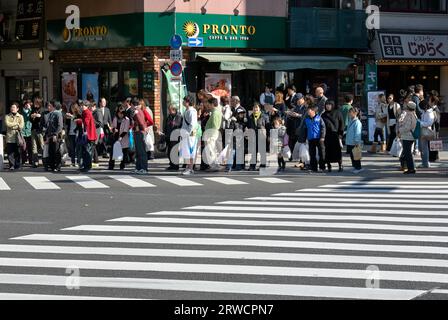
[292, 142, 301, 161]
[282, 146, 292, 159]
[113, 141, 123, 161]
[390, 138, 402, 158]
[299, 143, 310, 164]
[145, 133, 155, 152]
[217, 145, 230, 165]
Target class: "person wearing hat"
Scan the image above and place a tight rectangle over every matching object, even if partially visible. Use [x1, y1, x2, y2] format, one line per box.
[45, 100, 64, 172]
[226, 105, 248, 172]
[397, 101, 418, 174]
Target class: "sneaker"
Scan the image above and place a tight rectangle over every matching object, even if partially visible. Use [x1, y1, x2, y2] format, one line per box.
[137, 169, 148, 175]
[352, 169, 364, 174]
[417, 164, 430, 169]
[92, 163, 100, 169]
[182, 169, 192, 176]
[404, 170, 416, 175]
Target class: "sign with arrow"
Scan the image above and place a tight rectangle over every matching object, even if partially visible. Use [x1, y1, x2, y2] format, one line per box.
[188, 37, 204, 47]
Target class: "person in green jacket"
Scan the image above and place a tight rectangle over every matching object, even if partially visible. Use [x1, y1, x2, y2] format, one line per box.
[20, 99, 33, 165]
[340, 94, 353, 130]
[204, 96, 223, 172]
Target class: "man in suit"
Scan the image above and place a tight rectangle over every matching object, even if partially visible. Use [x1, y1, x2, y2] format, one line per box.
[97, 97, 112, 158]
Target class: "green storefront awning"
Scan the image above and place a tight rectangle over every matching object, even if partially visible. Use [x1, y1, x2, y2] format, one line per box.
[196, 53, 354, 71]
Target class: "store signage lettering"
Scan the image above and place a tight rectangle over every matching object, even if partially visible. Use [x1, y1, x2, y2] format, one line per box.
[63, 25, 108, 43]
[183, 21, 256, 42]
[380, 33, 448, 60]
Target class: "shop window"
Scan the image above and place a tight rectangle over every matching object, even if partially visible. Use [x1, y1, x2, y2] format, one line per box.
[123, 70, 140, 98]
[100, 71, 119, 102]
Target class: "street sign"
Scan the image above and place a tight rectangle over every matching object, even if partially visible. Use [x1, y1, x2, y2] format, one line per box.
[170, 61, 183, 77]
[170, 49, 182, 62]
[188, 37, 204, 47]
[170, 34, 183, 49]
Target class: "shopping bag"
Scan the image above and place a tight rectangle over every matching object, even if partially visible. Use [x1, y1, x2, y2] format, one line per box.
[299, 143, 310, 164]
[390, 138, 403, 158]
[282, 146, 292, 160]
[292, 142, 301, 161]
[353, 145, 363, 161]
[430, 140, 443, 152]
[113, 141, 123, 161]
[43, 144, 49, 158]
[145, 133, 155, 152]
[217, 145, 230, 165]
[129, 130, 135, 151]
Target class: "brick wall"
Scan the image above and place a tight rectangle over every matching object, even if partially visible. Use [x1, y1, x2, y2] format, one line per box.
[52, 46, 172, 128]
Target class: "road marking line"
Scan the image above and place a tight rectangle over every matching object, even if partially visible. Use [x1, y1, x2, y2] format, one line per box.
[139, 212, 448, 224]
[109, 175, 155, 188]
[204, 177, 248, 185]
[248, 197, 448, 204]
[0, 258, 448, 286]
[66, 176, 109, 189]
[156, 177, 203, 187]
[322, 184, 448, 189]
[0, 178, 11, 190]
[431, 290, 448, 295]
[219, 200, 448, 210]
[108, 217, 448, 233]
[297, 188, 448, 194]
[341, 181, 448, 185]
[187, 205, 448, 216]
[254, 178, 293, 184]
[13, 234, 448, 255]
[62, 225, 448, 243]
[0, 273, 423, 299]
[1, 244, 448, 268]
[0, 293, 134, 300]
[23, 177, 60, 190]
[275, 193, 448, 199]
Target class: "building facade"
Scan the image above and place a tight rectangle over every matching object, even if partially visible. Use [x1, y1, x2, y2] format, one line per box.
[370, 0, 448, 125]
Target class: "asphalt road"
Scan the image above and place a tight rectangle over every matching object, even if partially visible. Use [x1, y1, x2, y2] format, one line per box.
[0, 165, 448, 300]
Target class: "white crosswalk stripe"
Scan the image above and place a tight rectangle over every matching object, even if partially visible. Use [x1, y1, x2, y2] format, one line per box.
[2, 180, 448, 299]
[156, 176, 203, 187]
[109, 175, 156, 188]
[23, 177, 60, 190]
[204, 177, 248, 185]
[0, 178, 11, 190]
[254, 178, 293, 184]
[66, 176, 109, 189]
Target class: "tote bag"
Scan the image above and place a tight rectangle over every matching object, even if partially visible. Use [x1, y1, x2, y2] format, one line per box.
[112, 141, 123, 161]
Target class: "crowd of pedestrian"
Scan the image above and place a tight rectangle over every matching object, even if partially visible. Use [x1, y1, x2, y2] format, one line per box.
[0, 83, 443, 175]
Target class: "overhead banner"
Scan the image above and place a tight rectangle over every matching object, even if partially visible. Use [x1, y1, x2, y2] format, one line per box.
[61, 73, 78, 106]
[82, 73, 99, 103]
[205, 74, 232, 98]
[379, 33, 448, 60]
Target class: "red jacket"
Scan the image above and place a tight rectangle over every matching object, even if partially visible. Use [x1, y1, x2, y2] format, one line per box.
[82, 108, 97, 142]
[133, 110, 148, 133]
[143, 108, 154, 127]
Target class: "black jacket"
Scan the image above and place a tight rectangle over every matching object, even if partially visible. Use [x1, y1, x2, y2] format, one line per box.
[322, 109, 344, 136]
[164, 112, 183, 141]
[46, 111, 63, 139]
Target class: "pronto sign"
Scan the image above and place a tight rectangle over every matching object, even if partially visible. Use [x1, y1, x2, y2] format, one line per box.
[144, 13, 286, 48]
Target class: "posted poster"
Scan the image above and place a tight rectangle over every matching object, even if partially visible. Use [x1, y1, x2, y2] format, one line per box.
[205, 73, 232, 98]
[367, 91, 385, 116]
[82, 73, 99, 103]
[61, 73, 78, 106]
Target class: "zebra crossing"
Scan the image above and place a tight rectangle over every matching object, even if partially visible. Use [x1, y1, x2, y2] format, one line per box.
[0, 180, 447, 299]
[0, 175, 293, 191]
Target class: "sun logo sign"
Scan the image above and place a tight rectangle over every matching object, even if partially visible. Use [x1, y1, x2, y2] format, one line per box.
[183, 21, 200, 38]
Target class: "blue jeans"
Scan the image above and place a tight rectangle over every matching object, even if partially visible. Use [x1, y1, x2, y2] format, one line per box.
[419, 138, 430, 167]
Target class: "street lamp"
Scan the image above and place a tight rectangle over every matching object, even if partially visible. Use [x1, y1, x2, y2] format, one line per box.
[17, 49, 22, 61]
[38, 48, 44, 60]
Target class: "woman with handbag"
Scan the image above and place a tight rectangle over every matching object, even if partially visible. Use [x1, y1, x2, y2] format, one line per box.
[109, 107, 130, 171]
[386, 94, 401, 152]
[418, 100, 435, 169]
[345, 107, 363, 174]
[5, 103, 24, 171]
[397, 102, 418, 175]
